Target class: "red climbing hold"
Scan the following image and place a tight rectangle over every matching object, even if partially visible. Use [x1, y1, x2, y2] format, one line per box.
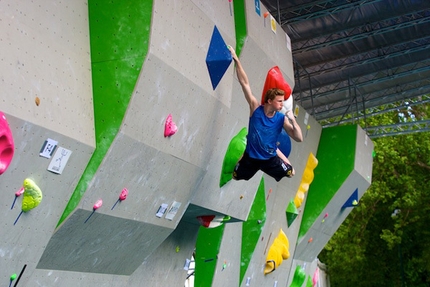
[260, 66, 292, 105]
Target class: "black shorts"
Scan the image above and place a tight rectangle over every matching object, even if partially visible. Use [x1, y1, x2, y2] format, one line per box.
[233, 152, 293, 182]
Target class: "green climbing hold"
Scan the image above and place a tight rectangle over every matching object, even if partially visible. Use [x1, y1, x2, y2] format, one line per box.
[286, 199, 298, 227]
[22, 178, 43, 212]
[290, 265, 306, 287]
[219, 127, 247, 187]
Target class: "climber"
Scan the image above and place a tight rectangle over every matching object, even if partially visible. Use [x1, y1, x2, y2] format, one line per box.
[228, 45, 303, 182]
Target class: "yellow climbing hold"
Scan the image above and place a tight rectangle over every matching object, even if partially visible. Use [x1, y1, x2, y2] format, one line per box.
[264, 229, 290, 275]
[294, 153, 318, 208]
[22, 178, 43, 212]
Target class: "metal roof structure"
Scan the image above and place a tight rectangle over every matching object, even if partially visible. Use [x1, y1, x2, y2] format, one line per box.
[261, 0, 430, 137]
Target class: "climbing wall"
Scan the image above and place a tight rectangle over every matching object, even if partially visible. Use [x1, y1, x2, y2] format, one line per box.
[0, 0, 365, 286]
[190, 2, 324, 287]
[0, 0, 95, 286]
[293, 124, 374, 263]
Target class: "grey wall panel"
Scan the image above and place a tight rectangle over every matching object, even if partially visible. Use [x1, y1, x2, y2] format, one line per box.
[0, 116, 94, 284]
[244, 1, 295, 88]
[191, 0, 235, 39]
[149, 0, 235, 108]
[355, 126, 374, 183]
[37, 209, 173, 275]
[77, 132, 205, 228]
[121, 54, 232, 169]
[126, 220, 199, 286]
[22, 270, 129, 287]
[0, 0, 94, 147]
[210, 222, 243, 287]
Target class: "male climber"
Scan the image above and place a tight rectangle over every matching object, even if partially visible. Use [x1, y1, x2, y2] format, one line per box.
[228, 45, 303, 182]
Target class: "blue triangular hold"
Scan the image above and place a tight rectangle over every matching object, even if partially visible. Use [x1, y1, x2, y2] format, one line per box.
[342, 188, 359, 208]
[206, 26, 232, 90]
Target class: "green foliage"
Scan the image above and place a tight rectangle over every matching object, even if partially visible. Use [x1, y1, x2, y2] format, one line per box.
[319, 102, 430, 287]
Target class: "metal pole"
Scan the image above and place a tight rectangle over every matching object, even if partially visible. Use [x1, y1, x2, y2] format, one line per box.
[348, 77, 354, 124]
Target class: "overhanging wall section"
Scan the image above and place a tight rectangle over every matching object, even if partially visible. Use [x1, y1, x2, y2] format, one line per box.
[294, 124, 374, 262]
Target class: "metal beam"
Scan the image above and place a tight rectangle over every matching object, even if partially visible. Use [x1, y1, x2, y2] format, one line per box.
[296, 62, 430, 102]
[314, 81, 430, 116]
[296, 38, 430, 80]
[365, 119, 430, 139]
[293, 13, 430, 54]
[322, 95, 430, 127]
[280, 0, 381, 25]
[314, 84, 430, 121]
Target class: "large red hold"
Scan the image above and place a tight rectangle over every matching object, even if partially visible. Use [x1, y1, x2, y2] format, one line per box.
[260, 66, 292, 105]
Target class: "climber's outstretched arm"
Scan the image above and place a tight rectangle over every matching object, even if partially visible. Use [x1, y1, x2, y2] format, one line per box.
[228, 45, 259, 115]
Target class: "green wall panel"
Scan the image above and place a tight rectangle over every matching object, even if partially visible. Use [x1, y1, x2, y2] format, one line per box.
[298, 125, 357, 239]
[233, 0, 247, 56]
[58, 0, 153, 225]
[240, 177, 266, 284]
[194, 225, 226, 287]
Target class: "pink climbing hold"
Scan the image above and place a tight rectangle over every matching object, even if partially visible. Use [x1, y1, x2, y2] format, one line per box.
[84, 199, 103, 223]
[15, 187, 24, 197]
[10, 187, 25, 210]
[312, 267, 320, 287]
[0, 111, 15, 175]
[93, 199, 103, 210]
[164, 114, 178, 137]
[111, 188, 128, 210]
[119, 188, 128, 201]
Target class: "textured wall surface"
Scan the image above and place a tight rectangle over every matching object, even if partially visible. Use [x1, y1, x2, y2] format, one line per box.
[0, 1, 94, 146]
[0, 0, 95, 285]
[0, 0, 371, 286]
[294, 125, 374, 262]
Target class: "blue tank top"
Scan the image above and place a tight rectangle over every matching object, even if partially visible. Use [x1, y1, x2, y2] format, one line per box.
[246, 106, 284, 159]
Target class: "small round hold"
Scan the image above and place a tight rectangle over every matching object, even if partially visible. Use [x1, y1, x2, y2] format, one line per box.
[10, 273, 17, 281]
[35, 97, 40, 106]
[240, 195, 244, 199]
[257, 220, 262, 224]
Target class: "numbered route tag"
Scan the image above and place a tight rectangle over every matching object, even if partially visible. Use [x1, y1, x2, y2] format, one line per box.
[40, 138, 58, 158]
